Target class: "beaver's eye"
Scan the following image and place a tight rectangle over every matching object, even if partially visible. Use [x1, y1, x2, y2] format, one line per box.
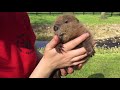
[53, 25, 59, 31]
[65, 20, 68, 23]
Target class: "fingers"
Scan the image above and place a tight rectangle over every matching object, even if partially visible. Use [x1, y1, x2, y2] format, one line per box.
[71, 53, 87, 62]
[60, 61, 85, 76]
[60, 69, 67, 76]
[71, 59, 87, 66]
[46, 35, 60, 50]
[68, 47, 87, 58]
[63, 33, 89, 51]
[77, 64, 83, 69]
[67, 67, 74, 74]
[60, 67, 74, 76]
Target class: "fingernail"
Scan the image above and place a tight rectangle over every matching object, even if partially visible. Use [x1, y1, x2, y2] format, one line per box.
[54, 35, 59, 41]
[85, 33, 89, 37]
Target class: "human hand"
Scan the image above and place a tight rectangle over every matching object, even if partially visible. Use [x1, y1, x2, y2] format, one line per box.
[60, 62, 85, 76]
[30, 33, 89, 78]
[41, 33, 89, 72]
[60, 40, 96, 76]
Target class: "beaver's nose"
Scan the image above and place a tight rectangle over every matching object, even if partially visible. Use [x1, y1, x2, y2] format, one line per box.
[53, 25, 59, 31]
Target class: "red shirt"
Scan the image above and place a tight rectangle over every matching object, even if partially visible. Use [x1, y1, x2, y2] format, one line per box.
[0, 12, 37, 78]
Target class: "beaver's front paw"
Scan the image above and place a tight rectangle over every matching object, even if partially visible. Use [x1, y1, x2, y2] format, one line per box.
[55, 43, 64, 53]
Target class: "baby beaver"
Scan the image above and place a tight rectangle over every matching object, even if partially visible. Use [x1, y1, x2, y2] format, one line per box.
[50, 14, 95, 78]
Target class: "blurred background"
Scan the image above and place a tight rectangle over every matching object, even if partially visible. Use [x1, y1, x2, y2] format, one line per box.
[28, 12, 120, 78]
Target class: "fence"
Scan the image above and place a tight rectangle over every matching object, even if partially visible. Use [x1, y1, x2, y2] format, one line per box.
[28, 12, 120, 16]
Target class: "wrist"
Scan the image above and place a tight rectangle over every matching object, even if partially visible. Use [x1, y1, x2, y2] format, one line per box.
[29, 57, 55, 78]
[40, 57, 56, 71]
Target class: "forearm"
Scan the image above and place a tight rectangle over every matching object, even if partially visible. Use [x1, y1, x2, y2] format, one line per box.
[29, 45, 53, 78]
[29, 58, 54, 78]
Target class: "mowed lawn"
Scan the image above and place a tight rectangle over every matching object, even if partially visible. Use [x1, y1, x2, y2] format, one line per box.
[29, 13, 120, 78]
[28, 13, 120, 25]
[38, 48, 120, 78]
[65, 48, 120, 78]
[65, 53, 120, 78]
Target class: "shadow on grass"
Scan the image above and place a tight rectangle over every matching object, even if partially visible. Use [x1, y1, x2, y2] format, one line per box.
[88, 73, 105, 78]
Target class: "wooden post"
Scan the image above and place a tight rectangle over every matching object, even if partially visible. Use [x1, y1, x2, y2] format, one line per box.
[111, 12, 113, 16]
[83, 12, 85, 15]
[100, 12, 107, 19]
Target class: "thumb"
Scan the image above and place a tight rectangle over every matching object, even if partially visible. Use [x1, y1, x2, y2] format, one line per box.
[46, 35, 60, 50]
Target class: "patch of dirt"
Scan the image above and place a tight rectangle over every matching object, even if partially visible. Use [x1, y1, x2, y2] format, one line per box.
[95, 36, 120, 48]
[31, 24, 52, 32]
[85, 24, 120, 40]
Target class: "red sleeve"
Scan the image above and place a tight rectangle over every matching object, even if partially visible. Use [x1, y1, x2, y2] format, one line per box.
[0, 12, 37, 78]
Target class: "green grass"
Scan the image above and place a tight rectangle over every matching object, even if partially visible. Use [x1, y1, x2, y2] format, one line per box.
[76, 15, 120, 25]
[29, 14, 120, 40]
[38, 47, 120, 78]
[29, 14, 57, 25]
[28, 14, 120, 25]
[66, 53, 120, 78]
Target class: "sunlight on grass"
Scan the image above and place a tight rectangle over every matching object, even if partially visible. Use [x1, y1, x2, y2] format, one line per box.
[76, 15, 120, 25]
[29, 14, 120, 25]
[38, 47, 120, 78]
[29, 14, 57, 25]
[66, 53, 120, 78]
